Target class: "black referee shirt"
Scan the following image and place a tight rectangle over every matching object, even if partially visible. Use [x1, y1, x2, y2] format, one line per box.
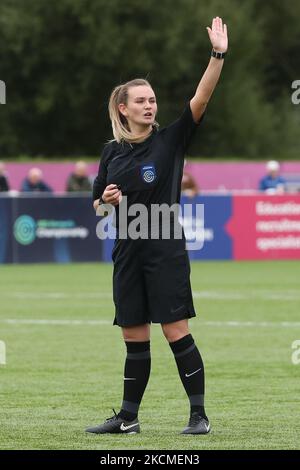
[93, 102, 204, 231]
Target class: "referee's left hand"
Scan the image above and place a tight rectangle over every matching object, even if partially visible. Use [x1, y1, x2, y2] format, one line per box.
[102, 184, 122, 206]
[93, 184, 122, 211]
[206, 16, 228, 53]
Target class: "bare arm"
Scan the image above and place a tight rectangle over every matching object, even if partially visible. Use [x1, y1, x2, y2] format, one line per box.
[190, 17, 228, 122]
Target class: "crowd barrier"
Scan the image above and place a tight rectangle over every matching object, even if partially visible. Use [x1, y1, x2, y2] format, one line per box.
[0, 193, 300, 264]
[5, 161, 300, 192]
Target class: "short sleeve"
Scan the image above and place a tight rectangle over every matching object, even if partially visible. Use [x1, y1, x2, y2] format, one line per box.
[164, 101, 205, 152]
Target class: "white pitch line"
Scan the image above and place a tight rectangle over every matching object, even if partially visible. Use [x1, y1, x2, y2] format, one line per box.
[1, 319, 111, 325]
[193, 291, 300, 301]
[10, 292, 112, 299]
[202, 321, 300, 328]
[1, 319, 300, 328]
[3, 291, 300, 301]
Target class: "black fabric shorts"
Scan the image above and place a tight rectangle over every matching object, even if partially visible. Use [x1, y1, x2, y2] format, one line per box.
[112, 237, 196, 327]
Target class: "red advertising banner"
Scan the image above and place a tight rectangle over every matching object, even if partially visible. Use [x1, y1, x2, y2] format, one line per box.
[226, 195, 300, 260]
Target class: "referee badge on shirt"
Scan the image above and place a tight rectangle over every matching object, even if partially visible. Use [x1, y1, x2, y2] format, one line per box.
[140, 163, 156, 184]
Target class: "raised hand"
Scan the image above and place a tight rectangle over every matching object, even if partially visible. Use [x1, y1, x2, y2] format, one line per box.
[206, 17, 228, 53]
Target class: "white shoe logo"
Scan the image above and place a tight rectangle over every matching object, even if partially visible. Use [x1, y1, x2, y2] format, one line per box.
[120, 422, 139, 431]
[185, 367, 202, 378]
[204, 423, 210, 432]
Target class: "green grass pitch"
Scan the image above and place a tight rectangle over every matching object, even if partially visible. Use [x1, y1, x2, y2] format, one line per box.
[0, 260, 299, 450]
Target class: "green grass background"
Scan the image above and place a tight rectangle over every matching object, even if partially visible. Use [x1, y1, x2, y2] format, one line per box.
[0, 261, 299, 450]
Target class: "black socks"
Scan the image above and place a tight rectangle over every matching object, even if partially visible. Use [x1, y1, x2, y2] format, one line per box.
[118, 335, 206, 422]
[118, 340, 151, 422]
[169, 334, 206, 418]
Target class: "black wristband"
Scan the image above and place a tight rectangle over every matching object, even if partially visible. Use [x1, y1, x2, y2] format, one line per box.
[211, 49, 226, 59]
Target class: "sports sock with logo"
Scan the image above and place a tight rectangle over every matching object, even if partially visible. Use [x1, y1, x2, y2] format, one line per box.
[169, 334, 207, 418]
[118, 340, 151, 422]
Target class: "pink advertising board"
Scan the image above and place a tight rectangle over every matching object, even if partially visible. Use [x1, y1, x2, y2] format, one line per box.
[226, 195, 300, 260]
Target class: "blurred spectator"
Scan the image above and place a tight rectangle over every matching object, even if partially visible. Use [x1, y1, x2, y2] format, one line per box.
[66, 161, 92, 192]
[0, 162, 10, 192]
[21, 168, 53, 192]
[181, 170, 199, 197]
[259, 160, 286, 194]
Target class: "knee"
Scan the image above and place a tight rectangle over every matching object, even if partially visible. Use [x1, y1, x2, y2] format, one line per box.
[122, 324, 150, 342]
[123, 333, 149, 342]
[161, 322, 189, 343]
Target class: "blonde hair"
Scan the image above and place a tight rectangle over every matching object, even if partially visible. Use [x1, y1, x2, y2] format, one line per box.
[108, 78, 159, 144]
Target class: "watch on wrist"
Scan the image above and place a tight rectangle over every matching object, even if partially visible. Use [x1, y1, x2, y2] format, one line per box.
[211, 49, 226, 59]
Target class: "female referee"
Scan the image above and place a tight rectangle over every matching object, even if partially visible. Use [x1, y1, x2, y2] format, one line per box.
[86, 17, 228, 435]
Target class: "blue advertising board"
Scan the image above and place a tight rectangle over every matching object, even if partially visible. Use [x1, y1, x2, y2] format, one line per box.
[181, 195, 232, 260]
[0, 196, 13, 263]
[0, 195, 102, 264]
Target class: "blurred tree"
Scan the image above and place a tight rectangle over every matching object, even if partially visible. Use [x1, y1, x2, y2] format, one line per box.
[0, 0, 299, 158]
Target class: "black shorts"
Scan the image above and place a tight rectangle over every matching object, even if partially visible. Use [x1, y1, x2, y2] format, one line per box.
[112, 237, 196, 327]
